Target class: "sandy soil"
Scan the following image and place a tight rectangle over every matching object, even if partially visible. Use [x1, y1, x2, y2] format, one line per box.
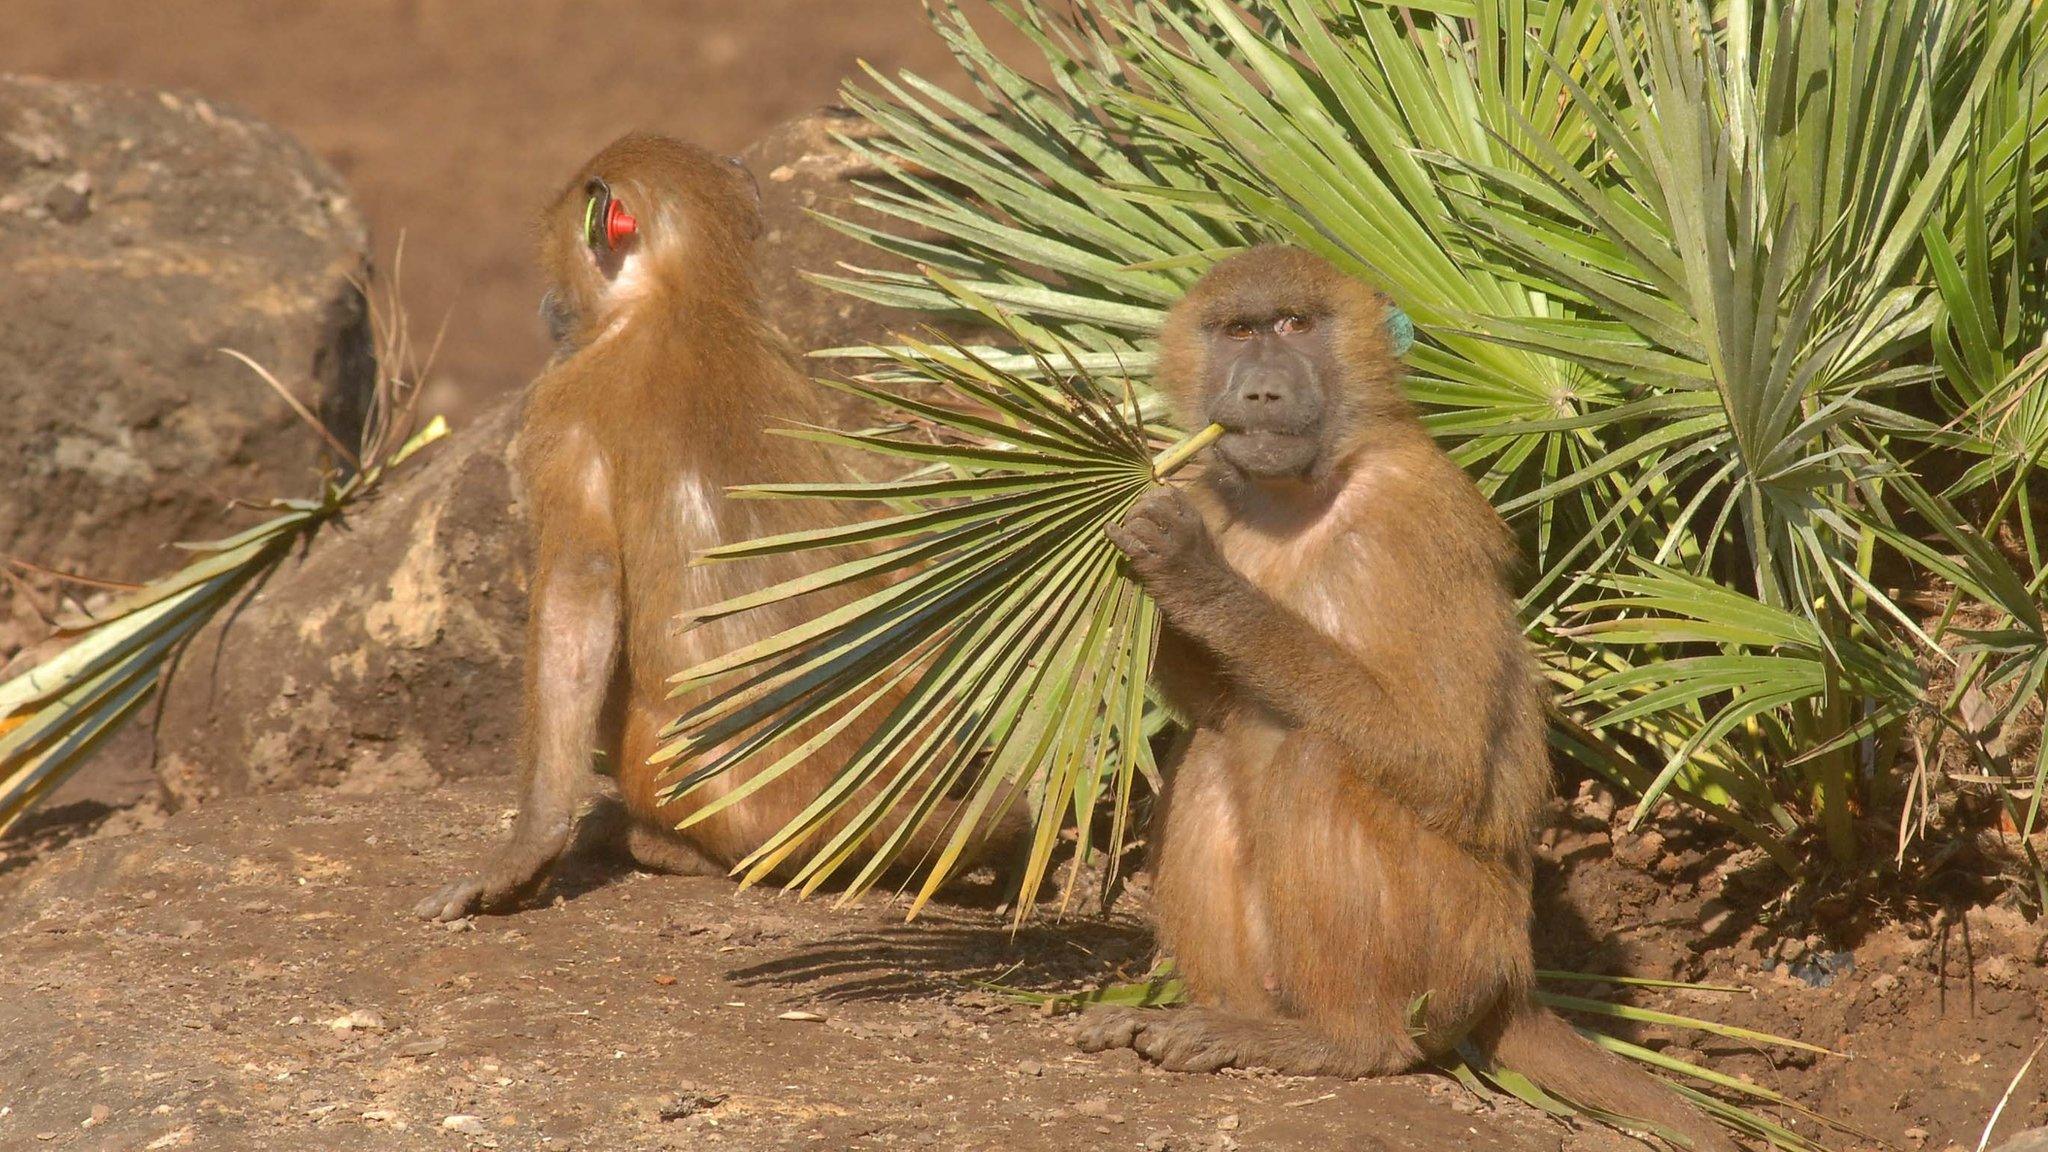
[0, 0, 1025, 421]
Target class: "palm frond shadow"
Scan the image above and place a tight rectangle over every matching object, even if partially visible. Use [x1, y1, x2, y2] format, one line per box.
[726, 913, 1152, 1004]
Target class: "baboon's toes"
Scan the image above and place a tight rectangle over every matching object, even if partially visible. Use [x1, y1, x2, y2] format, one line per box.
[1069, 1006, 1145, 1052]
[1132, 1019, 1238, 1073]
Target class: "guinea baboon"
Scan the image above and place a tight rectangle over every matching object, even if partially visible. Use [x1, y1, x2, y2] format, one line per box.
[1075, 245, 1730, 1150]
[415, 134, 999, 921]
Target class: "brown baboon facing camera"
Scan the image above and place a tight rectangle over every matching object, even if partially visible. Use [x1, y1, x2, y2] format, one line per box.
[1079, 246, 1729, 1150]
[416, 134, 1000, 921]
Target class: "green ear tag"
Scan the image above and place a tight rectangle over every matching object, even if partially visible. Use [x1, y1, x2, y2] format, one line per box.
[1386, 305, 1415, 357]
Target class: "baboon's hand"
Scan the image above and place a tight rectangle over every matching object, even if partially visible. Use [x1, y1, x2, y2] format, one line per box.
[1108, 487, 1219, 596]
[411, 838, 559, 922]
[413, 876, 490, 922]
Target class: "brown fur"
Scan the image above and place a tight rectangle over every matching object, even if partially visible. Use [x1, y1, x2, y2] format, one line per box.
[1075, 247, 1731, 1151]
[415, 134, 1000, 920]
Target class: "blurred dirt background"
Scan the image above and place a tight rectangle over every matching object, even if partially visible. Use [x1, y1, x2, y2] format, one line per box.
[0, 0, 1024, 424]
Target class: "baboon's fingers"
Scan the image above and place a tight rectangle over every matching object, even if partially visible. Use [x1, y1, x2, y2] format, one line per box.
[1104, 521, 1146, 560]
[412, 876, 485, 922]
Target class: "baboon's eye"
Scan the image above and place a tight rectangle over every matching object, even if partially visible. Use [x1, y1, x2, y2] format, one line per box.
[1223, 320, 1257, 340]
[1276, 314, 1311, 335]
[583, 179, 639, 253]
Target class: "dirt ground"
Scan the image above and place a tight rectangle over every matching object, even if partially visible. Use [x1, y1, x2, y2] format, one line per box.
[1, 778, 1648, 1152]
[0, 0, 1026, 423]
[6, 771, 2048, 1152]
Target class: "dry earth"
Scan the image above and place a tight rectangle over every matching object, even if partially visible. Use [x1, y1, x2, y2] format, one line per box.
[1, 778, 1646, 1152]
[6, 772, 2048, 1151]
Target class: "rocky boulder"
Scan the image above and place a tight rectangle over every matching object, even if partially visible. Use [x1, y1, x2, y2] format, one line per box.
[0, 75, 373, 595]
[152, 404, 522, 805]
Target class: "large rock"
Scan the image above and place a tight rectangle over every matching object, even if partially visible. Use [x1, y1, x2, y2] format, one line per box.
[153, 403, 522, 805]
[750, 105, 990, 425]
[0, 75, 373, 593]
[750, 107, 961, 353]
[147, 107, 969, 805]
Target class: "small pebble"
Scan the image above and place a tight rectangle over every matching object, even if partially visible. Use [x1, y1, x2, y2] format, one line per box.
[1076, 1097, 1124, 1122]
[442, 1114, 488, 1136]
[327, 1009, 386, 1033]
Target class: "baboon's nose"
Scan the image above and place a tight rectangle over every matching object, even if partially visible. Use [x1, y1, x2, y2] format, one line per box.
[1237, 367, 1293, 405]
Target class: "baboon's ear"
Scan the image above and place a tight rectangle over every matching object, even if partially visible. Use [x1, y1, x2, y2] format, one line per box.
[1367, 290, 1414, 356]
[724, 155, 764, 239]
[539, 289, 573, 345]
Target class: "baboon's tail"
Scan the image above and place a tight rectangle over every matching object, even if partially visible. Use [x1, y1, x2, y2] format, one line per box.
[1481, 1000, 1736, 1152]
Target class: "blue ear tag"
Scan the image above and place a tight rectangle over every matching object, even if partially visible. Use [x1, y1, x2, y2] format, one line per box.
[1386, 305, 1415, 357]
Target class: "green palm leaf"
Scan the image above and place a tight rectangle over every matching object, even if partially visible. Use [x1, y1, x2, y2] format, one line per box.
[0, 427, 447, 832]
[654, 332, 1220, 920]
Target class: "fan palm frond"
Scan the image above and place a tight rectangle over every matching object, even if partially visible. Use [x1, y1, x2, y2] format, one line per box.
[655, 326, 1219, 919]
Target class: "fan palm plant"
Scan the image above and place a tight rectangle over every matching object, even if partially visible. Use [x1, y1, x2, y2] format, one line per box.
[668, 0, 2048, 898]
[655, 315, 1220, 919]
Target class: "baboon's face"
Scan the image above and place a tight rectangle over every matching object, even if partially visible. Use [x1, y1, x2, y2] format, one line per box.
[1194, 304, 1336, 479]
[1161, 245, 1408, 484]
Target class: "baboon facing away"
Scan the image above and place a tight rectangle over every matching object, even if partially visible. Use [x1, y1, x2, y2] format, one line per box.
[1076, 246, 1730, 1151]
[415, 134, 1001, 921]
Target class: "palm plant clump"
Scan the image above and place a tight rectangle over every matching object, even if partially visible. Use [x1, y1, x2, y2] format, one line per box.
[660, 0, 2048, 906]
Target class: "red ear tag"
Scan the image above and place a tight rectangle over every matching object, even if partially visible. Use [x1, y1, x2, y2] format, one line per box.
[604, 199, 638, 250]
